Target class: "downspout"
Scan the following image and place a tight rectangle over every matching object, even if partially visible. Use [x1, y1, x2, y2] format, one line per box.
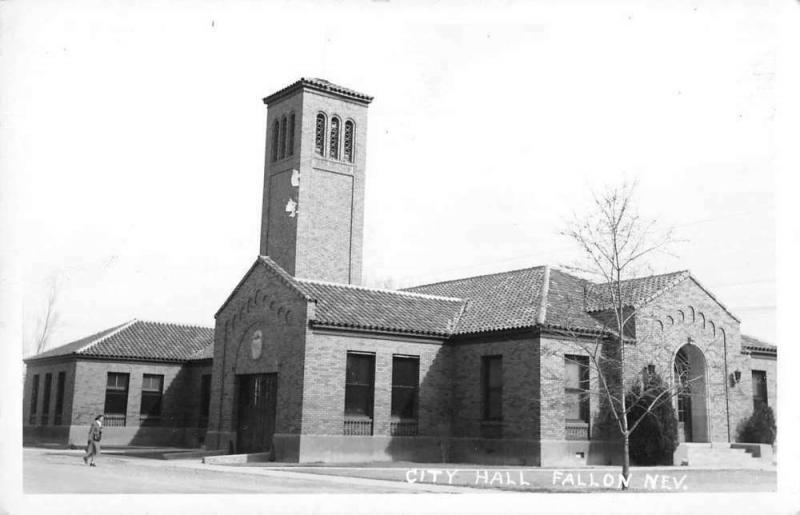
[216, 320, 228, 450]
[723, 331, 731, 442]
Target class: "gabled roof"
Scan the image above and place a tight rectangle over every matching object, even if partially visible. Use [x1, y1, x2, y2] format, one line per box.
[25, 320, 214, 363]
[585, 270, 741, 322]
[215, 256, 313, 317]
[585, 270, 690, 312]
[741, 334, 777, 355]
[297, 279, 464, 337]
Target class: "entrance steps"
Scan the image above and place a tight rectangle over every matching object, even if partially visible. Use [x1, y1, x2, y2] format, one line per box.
[674, 443, 774, 469]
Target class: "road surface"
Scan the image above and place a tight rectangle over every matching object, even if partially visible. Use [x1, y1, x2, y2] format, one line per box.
[22, 447, 468, 494]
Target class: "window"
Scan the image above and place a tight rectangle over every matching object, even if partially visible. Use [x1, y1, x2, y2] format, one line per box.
[140, 374, 164, 424]
[391, 356, 419, 436]
[564, 355, 590, 422]
[29, 374, 39, 425]
[200, 374, 212, 427]
[329, 116, 340, 159]
[271, 120, 280, 162]
[279, 115, 287, 159]
[344, 352, 375, 435]
[752, 370, 768, 411]
[54, 371, 65, 425]
[41, 373, 52, 426]
[104, 373, 130, 426]
[344, 120, 354, 162]
[288, 113, 295, 156]
[481, 356, 503, 421]
[315, 113, 326, 156]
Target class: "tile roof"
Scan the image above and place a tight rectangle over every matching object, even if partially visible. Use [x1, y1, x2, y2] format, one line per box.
[297, 279, 465, 337]
[741, 334, 777, 354]
[263, 77, 374, 106]
[404, 267, 546, 335]
[585, 270, 690, 312]
[26, 320, 214, 363]
[404, 267, 608, 336]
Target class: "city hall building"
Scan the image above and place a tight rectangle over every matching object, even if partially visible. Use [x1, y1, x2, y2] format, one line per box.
[25, 78, 777, 466]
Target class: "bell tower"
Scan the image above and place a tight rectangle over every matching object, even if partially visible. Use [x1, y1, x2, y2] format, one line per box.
[259, 78, 372, 285]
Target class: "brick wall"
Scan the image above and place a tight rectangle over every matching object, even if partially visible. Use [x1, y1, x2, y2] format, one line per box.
[301, 330, 450, 437]
[634, 277, 746, 442]
[71, 359, 194, 428]
[261, 88, 369, 285]
[538, 336, 604, 442]
[448, 333, 540, 440]
[23, 360, 76, 427]
[206, 261, 310, 451]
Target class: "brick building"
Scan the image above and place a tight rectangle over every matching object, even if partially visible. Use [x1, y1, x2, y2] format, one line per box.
[23, 320, 214, 448]
[202, 78, 778, 466]
[24, 78, 777, 465]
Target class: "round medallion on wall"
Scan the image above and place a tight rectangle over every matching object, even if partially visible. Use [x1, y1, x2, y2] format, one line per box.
[250, 329, 263, 360]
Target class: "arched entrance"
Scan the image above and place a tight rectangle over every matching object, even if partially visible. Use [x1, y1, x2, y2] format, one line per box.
[673, 344, 709, 442]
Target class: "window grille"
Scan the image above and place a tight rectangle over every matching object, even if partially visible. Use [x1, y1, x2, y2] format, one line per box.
[344, 120, 354, 162]
[329, 117, 340, 159]
[315, 113, 326, 156]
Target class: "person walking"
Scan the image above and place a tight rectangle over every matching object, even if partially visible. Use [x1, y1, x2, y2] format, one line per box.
[82, 414, 104, 467]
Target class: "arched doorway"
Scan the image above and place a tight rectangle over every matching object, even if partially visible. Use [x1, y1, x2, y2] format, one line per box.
[673, 344, 709, 442]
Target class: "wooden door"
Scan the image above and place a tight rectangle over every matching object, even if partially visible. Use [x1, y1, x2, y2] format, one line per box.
[236, 374, 277, 454]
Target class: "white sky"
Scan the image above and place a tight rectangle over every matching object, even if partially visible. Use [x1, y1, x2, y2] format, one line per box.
[1, 0, 781, 354]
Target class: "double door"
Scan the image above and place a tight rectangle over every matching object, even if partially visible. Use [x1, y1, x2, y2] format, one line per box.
[236, 373, 277, 454]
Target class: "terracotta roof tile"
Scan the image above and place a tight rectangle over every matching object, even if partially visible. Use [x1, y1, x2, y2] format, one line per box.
[741, 334, 776, 354]
[26, 320, 214, 363]
[297, 279, 464, 336]
[404, 267, 610, 336]
[404, 267, 545, 334]
[263, 77, 373, 105]
[585, 271, 690, 312]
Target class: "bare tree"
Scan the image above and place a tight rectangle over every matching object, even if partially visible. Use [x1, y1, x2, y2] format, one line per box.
[29, 276, 61, 355]
[553, 181, 698, 489]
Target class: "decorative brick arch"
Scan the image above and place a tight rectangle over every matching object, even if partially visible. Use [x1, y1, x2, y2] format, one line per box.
[673, 343, 710, 443]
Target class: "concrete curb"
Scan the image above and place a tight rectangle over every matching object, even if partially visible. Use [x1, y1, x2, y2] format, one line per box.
[203, 452, 271, 465]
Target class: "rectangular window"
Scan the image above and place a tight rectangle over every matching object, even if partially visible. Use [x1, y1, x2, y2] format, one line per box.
[200, 374, 212, 427]
[481, 356, 503, 421]
[391, 356, 419, 436]
[140, 374, 164, 424]
[752, 370, 768, 411]
[54, 371, 66, 425]
[564, 355, 590, 422]
[104, 372, 130, 426]
[344, 352, 375, 435]
[29, 374, 40, 425]
[41, 373, 52, 425]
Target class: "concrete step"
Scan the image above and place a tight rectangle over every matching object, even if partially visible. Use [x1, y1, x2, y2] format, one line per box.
[675, 443, 771, 468]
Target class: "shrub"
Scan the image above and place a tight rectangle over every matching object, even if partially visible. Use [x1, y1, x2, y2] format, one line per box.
[737, 405, 776, 445]
[625, 373, 679, 465]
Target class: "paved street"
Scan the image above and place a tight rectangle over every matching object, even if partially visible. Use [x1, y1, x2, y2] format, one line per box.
[23, 447, 776, 495]
[22, 447, 470, 494]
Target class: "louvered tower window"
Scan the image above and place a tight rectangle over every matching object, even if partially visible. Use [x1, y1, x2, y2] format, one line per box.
[315, 113, 326, 156]
[288, 113, 295, 156]
[271, 120, 280, 162]
[344, 120, 354, 162]
[329, 117, 340, 159]
[279, 116, 287, 159]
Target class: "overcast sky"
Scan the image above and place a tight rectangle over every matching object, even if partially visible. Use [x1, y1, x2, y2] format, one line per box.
[2, 0, 782, 354]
